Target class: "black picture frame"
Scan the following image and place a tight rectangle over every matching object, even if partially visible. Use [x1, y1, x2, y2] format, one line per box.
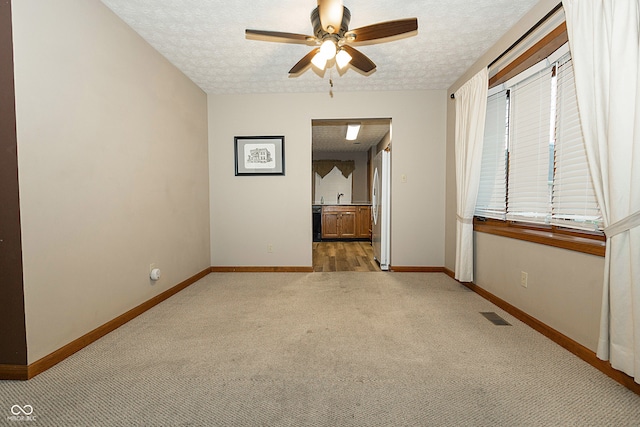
[234, 136, 285, 176]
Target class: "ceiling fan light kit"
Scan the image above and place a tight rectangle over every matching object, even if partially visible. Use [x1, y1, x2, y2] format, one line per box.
[245, 0, 418, 76]
[311, 50, 328, 70]
[335, 49, 352, 69]
[320, 39, 337, 60]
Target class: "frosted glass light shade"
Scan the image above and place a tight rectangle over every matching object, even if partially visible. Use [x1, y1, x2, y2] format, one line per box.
[311, 52, 328, 69]
[319, 39, 337, 60]
[336, 49, 352, 69]
[318, 0, 343, 33]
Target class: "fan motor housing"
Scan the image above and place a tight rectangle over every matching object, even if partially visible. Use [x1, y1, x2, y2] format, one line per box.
[311, 6, 351, 40]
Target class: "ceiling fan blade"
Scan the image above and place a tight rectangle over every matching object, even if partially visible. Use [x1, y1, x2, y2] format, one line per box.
[341, 45, 376, 73]
[317, 0, 343, 34]
[246, 29, 316, 45]
[289, 48, 321, 74]
[347, 18, 418, 43]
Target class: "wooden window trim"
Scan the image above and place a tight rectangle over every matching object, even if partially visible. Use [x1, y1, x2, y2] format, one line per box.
[474, 217, 605, 257]
[489, 22, 568, 89]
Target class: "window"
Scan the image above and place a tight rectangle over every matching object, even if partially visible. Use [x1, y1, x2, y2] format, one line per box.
[552, 56, 602, 230]
[475, 88, 508, 220]
[475, 44, 603, 233]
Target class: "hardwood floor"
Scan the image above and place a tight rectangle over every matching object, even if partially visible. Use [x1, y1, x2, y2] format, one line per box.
[312, 241, 381, 272]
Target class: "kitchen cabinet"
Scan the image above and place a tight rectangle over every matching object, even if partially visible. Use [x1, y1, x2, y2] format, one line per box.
[321, 205, 369, 240]
[356, 205, 371, 239]
[322, 209, 340, 238]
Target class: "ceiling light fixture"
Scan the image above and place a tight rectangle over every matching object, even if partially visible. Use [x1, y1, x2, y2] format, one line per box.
[312, 39, 353, 72]
[318, 0, 344, 34]
[246, 2, 418, 77]
[335, 49, 352, 69]
[312, 39, 340, 71]
[319, 39, 337, 59]
[346, 123, 361, 141]
[311, 51, 328, 70]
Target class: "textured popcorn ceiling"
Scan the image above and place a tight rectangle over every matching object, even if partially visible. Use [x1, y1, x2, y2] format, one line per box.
[100, 0, 540, 95]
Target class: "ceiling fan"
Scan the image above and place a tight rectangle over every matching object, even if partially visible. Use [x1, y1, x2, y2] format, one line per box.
[245, 0, 418, 75]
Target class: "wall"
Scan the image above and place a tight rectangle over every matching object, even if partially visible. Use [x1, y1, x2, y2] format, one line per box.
[313, 151, 369, 203]
[12, 0, 210, 363]
[445, 0, 606, 351]
[475, 234, 604, 350]
[209, 90, 446, 268]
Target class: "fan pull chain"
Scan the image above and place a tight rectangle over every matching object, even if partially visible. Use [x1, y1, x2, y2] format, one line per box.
[329, 70, 334, 97]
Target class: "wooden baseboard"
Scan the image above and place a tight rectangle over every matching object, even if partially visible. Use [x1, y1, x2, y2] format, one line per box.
[0, 364, 28, 381]
[0, 267, 211, 381]
[210, 266, 313, 273]
[460, 280, 640, 395]
[443, 267, 455, 280]
[389, 266, 445, 273]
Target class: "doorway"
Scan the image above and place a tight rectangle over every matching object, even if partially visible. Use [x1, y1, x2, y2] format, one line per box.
[311, 118, 391, 271]
[313, 241, 380, 272]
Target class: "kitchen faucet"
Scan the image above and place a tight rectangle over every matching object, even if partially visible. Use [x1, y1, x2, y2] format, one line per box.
[337, 193, 344, 204]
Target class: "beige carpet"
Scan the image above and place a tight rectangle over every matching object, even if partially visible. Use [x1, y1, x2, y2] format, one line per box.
[1, 272, 639, 426]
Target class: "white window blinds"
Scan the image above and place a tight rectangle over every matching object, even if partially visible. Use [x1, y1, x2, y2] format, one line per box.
[475, 89, 508, 219]
[552, 54, 603, 231]
[475, 43, 603, 232]
[507, 67, 553, 224]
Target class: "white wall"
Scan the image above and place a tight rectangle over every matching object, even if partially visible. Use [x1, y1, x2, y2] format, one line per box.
[12, 0, 210, 363]
[209, 90, 446, 268]
[475, 233, 604, 351]
[314, 168, 353, 204]
[313, 151, 369, 204]
[445, 0, 606, 351]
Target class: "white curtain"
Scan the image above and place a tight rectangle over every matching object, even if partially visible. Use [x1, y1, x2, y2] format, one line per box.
[454, 68, 489, 282]
[563, 0, 640, 383]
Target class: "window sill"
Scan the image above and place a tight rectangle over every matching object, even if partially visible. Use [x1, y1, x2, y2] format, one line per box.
[473, 217, 606, 257]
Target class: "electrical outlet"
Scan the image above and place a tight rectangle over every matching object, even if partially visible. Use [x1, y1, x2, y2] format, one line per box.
[267, 244, 273, 253]
[401, 174, 407, 183]
[521, 271, 528, 288]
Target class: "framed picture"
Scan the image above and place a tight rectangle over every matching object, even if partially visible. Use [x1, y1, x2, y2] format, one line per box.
[234, 136, 285, 176]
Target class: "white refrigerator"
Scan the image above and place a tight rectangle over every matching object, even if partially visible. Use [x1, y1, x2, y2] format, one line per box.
[372, 149, 390, 270]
